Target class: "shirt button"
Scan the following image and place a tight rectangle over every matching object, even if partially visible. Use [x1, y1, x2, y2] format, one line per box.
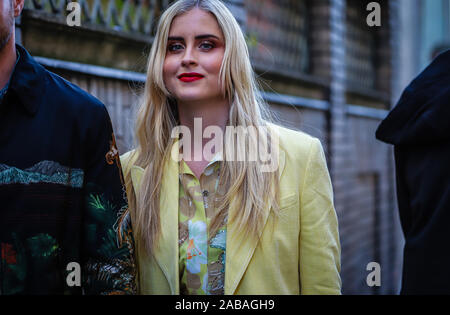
[202, 190, 209, 197]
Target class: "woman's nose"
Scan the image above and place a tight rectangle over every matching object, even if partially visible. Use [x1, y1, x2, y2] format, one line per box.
[181, 47, 197, 67]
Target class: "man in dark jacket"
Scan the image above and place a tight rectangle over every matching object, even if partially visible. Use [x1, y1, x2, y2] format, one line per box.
[376, 50, 450, 294]
[0, 0, 135, 294]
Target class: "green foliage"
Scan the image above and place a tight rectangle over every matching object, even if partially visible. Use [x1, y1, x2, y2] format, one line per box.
[26, 234, 58, 258]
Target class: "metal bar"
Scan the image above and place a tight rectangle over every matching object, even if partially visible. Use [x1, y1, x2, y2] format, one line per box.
[261, 91, 330, 111]
[35, 56, 147, 82]
[346, 104, 389, 120]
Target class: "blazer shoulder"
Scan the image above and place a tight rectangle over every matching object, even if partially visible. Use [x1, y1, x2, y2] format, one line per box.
[268, 123, 322, 159]
[120, 150, 137, 176]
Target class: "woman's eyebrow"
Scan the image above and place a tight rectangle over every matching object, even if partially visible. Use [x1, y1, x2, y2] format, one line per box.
[168, 36, 184, 41]
[168, 34, 221, 41]
[195, 34, 220, 40]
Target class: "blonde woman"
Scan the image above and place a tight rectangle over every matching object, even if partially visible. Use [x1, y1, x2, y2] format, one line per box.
[121, 0, 341, 295]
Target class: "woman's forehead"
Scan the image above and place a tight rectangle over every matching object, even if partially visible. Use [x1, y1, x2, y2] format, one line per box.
[168, 8, 223, 39]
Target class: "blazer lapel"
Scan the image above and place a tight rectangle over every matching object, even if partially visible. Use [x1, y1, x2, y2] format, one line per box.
[155, 153, 179, 294]
[129, 145, 180, 294]
[130, 165, 144, 195]
[225, 148, 286, 295]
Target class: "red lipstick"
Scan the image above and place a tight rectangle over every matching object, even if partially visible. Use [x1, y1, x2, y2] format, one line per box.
[178, 72, 204, 82]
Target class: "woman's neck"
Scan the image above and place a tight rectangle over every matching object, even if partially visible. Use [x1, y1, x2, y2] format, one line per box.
[177, 98, 229, 171]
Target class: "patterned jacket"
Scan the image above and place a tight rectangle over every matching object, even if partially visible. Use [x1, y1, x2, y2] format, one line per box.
[0, 45, 136, 294]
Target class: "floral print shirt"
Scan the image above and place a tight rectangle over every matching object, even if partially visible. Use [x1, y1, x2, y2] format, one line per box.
[178, 157, 227, 295]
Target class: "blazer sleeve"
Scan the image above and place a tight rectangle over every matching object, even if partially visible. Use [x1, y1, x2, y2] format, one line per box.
[81, 105, 136, 295]
[298, 138, 341, 295]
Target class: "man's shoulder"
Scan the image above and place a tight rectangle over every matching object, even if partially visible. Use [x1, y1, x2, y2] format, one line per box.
[44, 68, 105, 112]
[16, 45, 105, 113]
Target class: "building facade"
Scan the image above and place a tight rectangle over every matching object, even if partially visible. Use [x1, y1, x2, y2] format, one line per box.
[18, 0, 405, 294]
[397, 0, 450, 98]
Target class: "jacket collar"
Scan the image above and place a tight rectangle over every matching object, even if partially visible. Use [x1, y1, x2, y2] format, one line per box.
[129, 140, 286, 295]
[7, 44, 48, 116]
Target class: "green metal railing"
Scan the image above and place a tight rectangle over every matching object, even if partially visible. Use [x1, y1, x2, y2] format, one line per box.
[25, 0, 172, 35]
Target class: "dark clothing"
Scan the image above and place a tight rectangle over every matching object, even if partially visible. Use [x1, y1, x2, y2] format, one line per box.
[376, 50, 450, 294]
[0, 45, 135, 294]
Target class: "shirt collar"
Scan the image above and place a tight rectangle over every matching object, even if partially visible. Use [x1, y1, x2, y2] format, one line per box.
[180, 157, 221, 177]
[7, 44, 48, 116]
[0, 49, 20, 102]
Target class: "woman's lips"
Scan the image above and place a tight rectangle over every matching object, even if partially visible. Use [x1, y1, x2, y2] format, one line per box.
[178, 73, 204, 82]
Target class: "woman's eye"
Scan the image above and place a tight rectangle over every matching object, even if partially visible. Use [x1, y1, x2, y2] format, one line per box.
[200, 42, 214, 50]
[168, 43, 184, 52]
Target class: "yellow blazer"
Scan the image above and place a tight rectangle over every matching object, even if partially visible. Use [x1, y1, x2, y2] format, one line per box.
[120, 124, 341, 295]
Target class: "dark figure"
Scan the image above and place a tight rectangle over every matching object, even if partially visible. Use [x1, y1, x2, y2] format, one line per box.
[0, 0, 135, 294]
[376, 50, 450, 294]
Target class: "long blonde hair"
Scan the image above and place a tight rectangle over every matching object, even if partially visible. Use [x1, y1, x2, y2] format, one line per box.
[126, 0, 280, 254]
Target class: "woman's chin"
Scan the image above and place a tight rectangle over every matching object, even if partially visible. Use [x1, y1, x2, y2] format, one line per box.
[175, 94, 209, 104]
